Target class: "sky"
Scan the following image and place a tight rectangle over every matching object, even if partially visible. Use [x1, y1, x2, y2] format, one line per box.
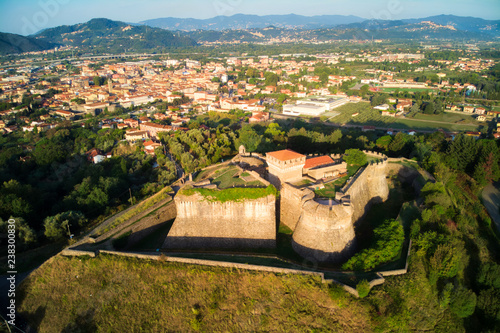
[0, 0, 499, 35]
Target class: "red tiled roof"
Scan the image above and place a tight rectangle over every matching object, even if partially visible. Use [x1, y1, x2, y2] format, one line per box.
[266, 149, 305, 162]
[304, 156, 334, 170]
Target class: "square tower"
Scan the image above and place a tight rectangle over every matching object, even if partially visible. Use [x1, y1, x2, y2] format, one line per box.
[266, 149, 306, 189]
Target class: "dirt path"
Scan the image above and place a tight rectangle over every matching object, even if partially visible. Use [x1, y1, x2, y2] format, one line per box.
[482, 182, 500, 234]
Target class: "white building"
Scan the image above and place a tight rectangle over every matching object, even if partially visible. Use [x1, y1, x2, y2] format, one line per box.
[283, 104, 327, 116]
[283, 95, 349, 116]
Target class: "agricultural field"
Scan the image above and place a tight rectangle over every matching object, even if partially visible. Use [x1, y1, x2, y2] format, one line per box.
[327, 103, 482, 132]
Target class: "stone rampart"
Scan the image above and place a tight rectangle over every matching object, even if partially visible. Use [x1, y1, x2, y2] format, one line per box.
[284, 161, 389, 263]
[292, 195, 355, 262]
[164, 192, 276, 249]
[280, 183, 306, 230]
[342, 160, 389, 224]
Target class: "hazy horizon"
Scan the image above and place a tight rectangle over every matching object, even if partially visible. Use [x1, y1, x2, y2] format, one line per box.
[0, 0, 498, 36]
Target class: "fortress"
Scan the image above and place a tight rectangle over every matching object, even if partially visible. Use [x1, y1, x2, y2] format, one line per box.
[163, 148, 390, 263]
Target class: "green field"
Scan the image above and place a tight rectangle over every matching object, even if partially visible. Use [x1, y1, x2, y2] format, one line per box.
[412, 112, 478, 124]
[379, 87, 436, 93]
[328, 103, 481, 132]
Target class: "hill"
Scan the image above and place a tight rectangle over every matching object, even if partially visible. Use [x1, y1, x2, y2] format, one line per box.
[141, 13, 366, 31]
[0, 32, 56, 55]
[18, 254, 372, 332]
[403, 14, 500, 35]
[33, 18, 197, 53]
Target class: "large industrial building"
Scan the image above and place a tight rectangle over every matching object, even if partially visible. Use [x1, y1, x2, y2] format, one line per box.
[283, 95, 349, 116]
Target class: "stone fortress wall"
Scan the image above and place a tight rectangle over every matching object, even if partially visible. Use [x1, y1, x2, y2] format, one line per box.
[164, 149, 390, 262]
[164, 192, 276, 249]
[281, 154, 389, 262]
[163, 162, 276, 249]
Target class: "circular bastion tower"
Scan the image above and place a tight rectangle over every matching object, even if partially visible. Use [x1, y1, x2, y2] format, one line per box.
[291, 190, 355, 263]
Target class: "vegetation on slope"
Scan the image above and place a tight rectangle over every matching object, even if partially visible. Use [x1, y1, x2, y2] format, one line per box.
[18, 254, 372, 332]
[0, 32, 56, 55]
[34, 18, 197, 53]
[342, 218, 405, 271]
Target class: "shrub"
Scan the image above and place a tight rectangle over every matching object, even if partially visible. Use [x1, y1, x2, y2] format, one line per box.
[342, 219, 404, 271]
[356, 280, 371, 298]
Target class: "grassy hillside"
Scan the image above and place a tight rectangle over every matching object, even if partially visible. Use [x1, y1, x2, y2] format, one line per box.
[18, 254, 371, 332]
[0, 32, 56, 55]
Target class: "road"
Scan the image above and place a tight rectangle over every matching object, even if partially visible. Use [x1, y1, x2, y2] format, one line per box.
[482, 182, 500, 234]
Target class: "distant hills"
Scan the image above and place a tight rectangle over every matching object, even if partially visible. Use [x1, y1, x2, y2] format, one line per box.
[141, 14, 499, 38]
[141, 14, 499, 43]
[0, 32, 56, 55]
[402, 15, 500, 35]
[141, 14, 366, 31]
[32, 18, 197, 53]
[0, 15, 499, 56]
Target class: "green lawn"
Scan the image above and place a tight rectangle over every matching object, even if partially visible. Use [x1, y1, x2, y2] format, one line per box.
[327, 102, 481, 132]
[194, 164, 230, 182]
[314, 177, 348, 198]
[379, 87, 436, 93]
[412, 111, 478, 124]
[314, 164, 360, 198]
[211, 166, 264, 189]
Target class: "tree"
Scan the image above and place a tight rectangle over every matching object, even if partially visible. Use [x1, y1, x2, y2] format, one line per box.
[450, 287, 477, 318]
[0, 217, 37, 250]
[360, 84, 369, 97]
[371, 94, 387, 106]
[327, 129, 342, 144]
[343, 149, 367, 166]
[44, 211, 87, 241]
[237, 125, 262, 152]
[264, 72, 279, 86]
[376, 135, 393, 150]
[445, 134, 478, 173]
[423, 102, 435, 114]
[388, 132, 414, 157]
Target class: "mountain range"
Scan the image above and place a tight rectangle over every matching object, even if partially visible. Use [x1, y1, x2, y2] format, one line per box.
[141, 14, 366, 31]
[0, 15, 498, 55]
[141, 14, 500, 36]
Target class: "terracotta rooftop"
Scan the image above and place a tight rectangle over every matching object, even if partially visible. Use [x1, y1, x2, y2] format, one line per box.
[304, 156, 334, 170]
[266, 149, 305, 162]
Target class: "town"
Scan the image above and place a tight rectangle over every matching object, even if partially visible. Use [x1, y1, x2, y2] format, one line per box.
[1, 5, 500, 332]
[1, 45, 498, 145]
